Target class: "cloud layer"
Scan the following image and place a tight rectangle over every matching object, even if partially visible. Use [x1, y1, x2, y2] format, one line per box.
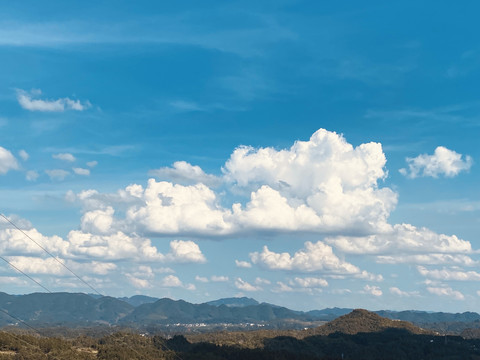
[1, 128, 477, 304]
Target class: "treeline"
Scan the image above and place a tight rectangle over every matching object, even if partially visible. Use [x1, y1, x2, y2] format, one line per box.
[0, 329, 480, 360]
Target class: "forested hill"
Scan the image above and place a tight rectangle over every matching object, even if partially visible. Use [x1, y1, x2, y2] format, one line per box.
[307, 309, 432, 335]
[1, 309, 479, 359]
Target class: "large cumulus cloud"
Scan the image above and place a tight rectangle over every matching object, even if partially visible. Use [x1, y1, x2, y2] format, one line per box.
[85, 129, 398, 237]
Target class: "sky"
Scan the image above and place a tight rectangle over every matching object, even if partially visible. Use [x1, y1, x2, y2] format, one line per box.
[0, 0, 480, 313]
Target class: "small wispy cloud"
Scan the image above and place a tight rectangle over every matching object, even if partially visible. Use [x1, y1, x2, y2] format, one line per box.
[16, 89, 91, 112]
[18, 150, 29, 161]
[25, 170, 39, 181]
[52, 153, 76, 162]
[235, 260, 252, 268]
[73, 167, 90, 176]
[45, 169, 70, 181]
[169, 100, 204, 112]
[149, 161, 221, 187]
[0, 147, 19, 175]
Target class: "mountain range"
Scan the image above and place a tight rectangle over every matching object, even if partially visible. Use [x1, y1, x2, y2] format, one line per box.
[0, 292, 479, 335]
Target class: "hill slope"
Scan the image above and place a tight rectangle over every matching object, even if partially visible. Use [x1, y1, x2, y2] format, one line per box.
[310, 309, 432, 336]
[0, 292, 133, 326]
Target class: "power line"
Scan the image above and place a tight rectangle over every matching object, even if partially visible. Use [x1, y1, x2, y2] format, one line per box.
[0, 213, 102, 296]
[0, 213, 184, 360]
[0, 308, 53, 359]
[0, 308, 43, 335]
[0, 255, 51, 293]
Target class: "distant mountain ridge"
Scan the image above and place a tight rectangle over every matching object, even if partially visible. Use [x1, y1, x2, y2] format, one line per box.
[0, 292, 478, 334]
[121, 297, 306, 325]
[204, 297, 259, 307]
[118, 295, 160, 307]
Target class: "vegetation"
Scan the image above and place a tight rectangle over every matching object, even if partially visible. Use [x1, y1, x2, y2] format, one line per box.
[0, 328, 479, 359]
[0, 310, 479, 359]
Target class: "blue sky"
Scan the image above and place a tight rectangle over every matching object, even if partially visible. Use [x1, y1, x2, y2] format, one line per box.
[0, 1, 480, 312]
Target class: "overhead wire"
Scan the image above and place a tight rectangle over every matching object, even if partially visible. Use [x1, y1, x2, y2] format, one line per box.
[0, 255, 51, 293]
[0, 213, 102, 296]
[0, 308, 44, 335]
[0, 213, 184, 360]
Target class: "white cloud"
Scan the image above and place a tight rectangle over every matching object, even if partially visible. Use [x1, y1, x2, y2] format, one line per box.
[330, 288, 352, 295]
[67, 230, 164, 261]
[377, 254, 478, 266]
[196, 274, 230, 283]
[274, 277, 329, 294]
[357, 271, 384, 282]
[211, 275, 229, 282]
[52, 153, 76, 162]
[68, 188, 139, 210]
[417, 266, 480, 281]
[273, 281, 294, 293]
[46, 169, 70, 180]
[161, 275, 195, 290]
[0, 276, 27, 285]
[8, 256, 67, 275]
[18, 150, 29, 161]
[235, 260, 252, 268]
[86, 161, 98, 168]
[80, 207, 115, 234]
[427, 286, 464, 300]
[0, 147, 19, 175]
[132, 265, 154, 278]
[389, 287, 420, 297]
[97, 129, 399, 238]
[327, 223, 472, 256]
[150, 161, 221, 187]
[250, 240, 376, 278]
[126, 274, 152, 289]
[16, 89, 91, 112]
[231, 185, 323, 232]
[26, 170, 39, 181]
[88, 261, 117, 275]
[254, 277, 271, 285]
[235, 277, 261, 292]
[161, 275, 183, 287]
[364, 284, 382, 296]
[166, 240, 207, 263]
[400, 146, 472, 178]
[73, 167, 90, 176]
[0, 225, 69, 257]
[4, 206, 205, 265]
[126, 180, 233, 236]
[224, 128, 397, 234]
[291, 277, 328, 288]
